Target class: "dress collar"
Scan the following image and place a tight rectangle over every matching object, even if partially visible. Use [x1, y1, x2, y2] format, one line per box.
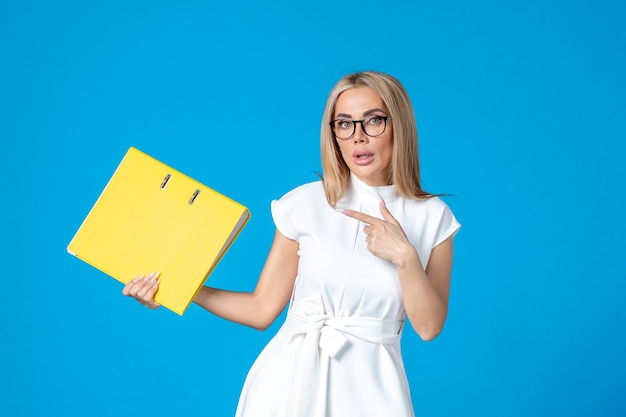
[349, 173, 398, 202]
[335, 174, 399, 212]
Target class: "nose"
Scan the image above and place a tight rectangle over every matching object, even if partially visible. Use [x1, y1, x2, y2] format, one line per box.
[353, 121, 368, 143]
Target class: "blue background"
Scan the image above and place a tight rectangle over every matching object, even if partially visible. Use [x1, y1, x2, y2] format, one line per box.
[1, 1, 625, 416]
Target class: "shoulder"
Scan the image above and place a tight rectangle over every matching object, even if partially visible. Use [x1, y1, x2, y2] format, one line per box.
[271, 180, 327, 240]
[399, 196, 461, 247]
[272, 180, 327, 219]
[274, 180, 325, 205]
[402, 195, 452, 214]
[395, 195, 460, 232]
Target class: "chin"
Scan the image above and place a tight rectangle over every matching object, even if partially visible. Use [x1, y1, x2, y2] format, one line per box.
[353, 170, 387, 186]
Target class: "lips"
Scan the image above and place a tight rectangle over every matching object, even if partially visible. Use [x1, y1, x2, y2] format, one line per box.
[352, 150, 374, 165]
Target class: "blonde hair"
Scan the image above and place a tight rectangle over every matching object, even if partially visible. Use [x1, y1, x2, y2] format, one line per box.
[320, 71, 435, 207]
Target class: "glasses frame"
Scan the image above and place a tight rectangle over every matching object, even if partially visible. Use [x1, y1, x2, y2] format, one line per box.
[329, 116, 392, 140]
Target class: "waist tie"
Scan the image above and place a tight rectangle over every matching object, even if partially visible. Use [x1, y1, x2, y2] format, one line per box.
[279, 294, 402, 417]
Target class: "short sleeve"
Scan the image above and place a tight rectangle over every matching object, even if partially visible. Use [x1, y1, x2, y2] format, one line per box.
[270, 181, 324, 241]
[271, 197, 296, 240]
[433, 203, 461, 247]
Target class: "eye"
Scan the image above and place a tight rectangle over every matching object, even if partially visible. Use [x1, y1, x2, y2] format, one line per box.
[338, 120, 354, 129]
[367, 116, 384, 126]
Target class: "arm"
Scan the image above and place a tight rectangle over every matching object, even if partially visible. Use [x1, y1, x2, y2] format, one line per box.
[342, 201, 454, 341]
[394, 236, 453, 341]
[123, 229, 299, 331]
[193, 230, 299, 330]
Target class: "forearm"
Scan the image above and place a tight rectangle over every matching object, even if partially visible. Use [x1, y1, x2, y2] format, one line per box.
[395, 248, 448, 341]
[192, 230, 299, 331]
[193, 286, 276, 331]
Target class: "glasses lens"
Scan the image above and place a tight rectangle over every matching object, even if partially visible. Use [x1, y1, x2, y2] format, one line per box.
[333, 120, 355, 139]
[362, 116, 386, 137]
[331, 117, 388, 139]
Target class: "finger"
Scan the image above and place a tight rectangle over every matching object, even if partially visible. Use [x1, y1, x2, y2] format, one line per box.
[142, 276, 161, 308]
[379, 200, 400, 225]
[122, 275, 146, 296]
[362, 224, 376, 236]
[121, 273, 161, 310]
[135, 272, 159, 298]
[341, 209, 381, 225]
[124, 272, 156, 299]
[139, 289, 160, 309]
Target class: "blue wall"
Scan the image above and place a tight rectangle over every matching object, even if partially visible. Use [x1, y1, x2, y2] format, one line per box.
[1, 1, 625, 416]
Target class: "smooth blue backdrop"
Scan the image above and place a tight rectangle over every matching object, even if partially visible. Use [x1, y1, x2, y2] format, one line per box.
[1, 1, 624, 416]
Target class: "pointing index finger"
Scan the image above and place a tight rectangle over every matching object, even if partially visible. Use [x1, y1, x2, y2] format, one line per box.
[341, 209, 380, 225]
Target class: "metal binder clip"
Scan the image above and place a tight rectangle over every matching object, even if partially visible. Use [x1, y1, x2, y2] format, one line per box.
[160, 174, 172, 189]
[189, 189, 200, 205]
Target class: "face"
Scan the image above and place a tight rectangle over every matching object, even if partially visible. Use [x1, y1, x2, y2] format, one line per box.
[333, 87, 393, 186]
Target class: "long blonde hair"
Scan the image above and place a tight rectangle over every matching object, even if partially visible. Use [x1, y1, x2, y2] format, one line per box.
[320, 71, 434, 207]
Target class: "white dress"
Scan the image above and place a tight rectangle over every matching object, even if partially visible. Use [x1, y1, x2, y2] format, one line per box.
[235, 174, 460, 417]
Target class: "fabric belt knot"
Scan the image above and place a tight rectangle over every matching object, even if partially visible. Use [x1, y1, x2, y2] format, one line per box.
[279, 294, 402, 417]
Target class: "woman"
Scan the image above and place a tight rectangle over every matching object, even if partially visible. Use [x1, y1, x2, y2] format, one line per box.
[124, 71, 460, 417]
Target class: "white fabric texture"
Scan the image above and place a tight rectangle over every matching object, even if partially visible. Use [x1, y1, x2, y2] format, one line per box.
[235, 174, 461, 417]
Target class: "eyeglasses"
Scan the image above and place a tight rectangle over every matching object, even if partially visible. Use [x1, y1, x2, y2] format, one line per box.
[329, 116, 392, 140]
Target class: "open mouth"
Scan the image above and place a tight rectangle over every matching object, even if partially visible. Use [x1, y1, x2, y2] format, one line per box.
[354, 150, 373, 159]
[353, 150, 374, 165]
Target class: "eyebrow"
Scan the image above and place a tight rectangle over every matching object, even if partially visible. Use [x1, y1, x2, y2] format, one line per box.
[335, 108, 388, 119]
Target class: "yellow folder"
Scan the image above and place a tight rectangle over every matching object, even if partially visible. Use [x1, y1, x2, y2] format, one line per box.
[67, 147, 250, 315]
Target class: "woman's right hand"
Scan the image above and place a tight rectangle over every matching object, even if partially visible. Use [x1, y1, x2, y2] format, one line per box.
[122, 271, 161, 309]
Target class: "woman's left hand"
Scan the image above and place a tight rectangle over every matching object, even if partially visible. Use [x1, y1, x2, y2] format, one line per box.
[342, 200, 417, 267]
